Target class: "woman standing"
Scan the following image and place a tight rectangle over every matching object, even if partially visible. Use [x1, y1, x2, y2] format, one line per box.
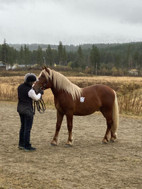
[17, 73, 43, 151]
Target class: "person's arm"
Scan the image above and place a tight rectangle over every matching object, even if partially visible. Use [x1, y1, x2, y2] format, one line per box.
[28, 89, 41, 101]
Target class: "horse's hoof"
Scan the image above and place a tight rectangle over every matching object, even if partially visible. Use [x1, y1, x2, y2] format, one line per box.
[51, 141, 58, 146]
[65, 141, 73, 147]
[102, 139, 108, 144]
[110, 138, 116, 143]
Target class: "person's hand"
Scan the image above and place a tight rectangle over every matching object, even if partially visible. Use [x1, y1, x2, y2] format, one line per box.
[39, 89, 44, 95]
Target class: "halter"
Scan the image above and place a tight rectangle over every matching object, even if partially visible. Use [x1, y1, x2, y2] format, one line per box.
[33, 98, 46, 114]
[38, 70, 50, 90]
[40, 82, 48, 90]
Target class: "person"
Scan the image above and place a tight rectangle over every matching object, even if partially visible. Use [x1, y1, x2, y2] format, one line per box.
[17, 73, 43, 151]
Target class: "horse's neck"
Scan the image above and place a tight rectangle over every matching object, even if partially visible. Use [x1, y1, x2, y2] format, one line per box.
[50, 77, 59, 96]
[50, 71, 66, 95]
[51, 86, 58, 96]
[49, 70, 82, 100]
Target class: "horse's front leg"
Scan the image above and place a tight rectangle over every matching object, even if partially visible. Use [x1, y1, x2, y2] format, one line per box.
[66, 113, 73, 146]
[51, 111, 64, 146]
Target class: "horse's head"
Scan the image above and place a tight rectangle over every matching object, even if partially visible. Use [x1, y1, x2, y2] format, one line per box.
[33, 67, 52, 93]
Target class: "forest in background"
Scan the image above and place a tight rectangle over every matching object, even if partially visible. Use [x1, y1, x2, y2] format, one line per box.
[0, 40, 142, 76]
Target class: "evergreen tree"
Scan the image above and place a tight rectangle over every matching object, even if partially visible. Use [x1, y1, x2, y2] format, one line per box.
[90, 45, 100, 75]
[7, 47, 17, 65]
[1, 39, 8, 64]
[58, 41, 63, 65]
[24, 45, 31, 65]
[52, 49, 58, 65]
[76, 46, 85, 69]
[133, 51, 139, 69]
[19, 46, 24, 64]
[46, 45, 53, 66]
[62, 47, 67, 65]
[36, 46, 43, 65]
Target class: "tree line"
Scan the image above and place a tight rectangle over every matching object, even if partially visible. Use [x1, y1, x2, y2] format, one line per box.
[0, 40, 142, 75]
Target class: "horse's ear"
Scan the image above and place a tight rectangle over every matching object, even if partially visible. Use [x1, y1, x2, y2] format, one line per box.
[42, 66, 46, 70]
[44, 66, 50, 75]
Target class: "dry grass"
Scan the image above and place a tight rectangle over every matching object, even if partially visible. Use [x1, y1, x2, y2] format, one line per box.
[0, 75, 142, 116]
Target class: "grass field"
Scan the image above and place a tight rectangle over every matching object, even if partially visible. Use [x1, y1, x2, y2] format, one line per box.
[0, 71, 142, 116]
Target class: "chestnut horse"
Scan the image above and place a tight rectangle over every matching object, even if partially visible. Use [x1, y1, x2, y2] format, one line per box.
[33, 67, 119, 146]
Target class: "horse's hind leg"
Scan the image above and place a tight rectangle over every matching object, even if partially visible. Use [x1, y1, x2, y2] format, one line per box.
[51, 111, 64, 146]
[101, 110, 113, 144]
[103, 119, 112, 144]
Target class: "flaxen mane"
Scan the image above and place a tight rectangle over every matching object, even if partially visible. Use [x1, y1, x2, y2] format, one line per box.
[42, 68, 82, 100]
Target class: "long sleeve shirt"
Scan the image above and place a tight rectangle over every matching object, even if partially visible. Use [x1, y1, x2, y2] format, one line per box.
[28, 89, 41, 101]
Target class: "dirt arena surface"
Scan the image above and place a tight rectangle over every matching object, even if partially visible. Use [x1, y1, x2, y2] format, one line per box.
[0, 101, 141, 189]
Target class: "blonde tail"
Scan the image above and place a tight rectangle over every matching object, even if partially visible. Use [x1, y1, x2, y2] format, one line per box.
[112, 90, 119, 139]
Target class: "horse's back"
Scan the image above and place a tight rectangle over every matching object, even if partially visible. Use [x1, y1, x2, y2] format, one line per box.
[92, 84, 114, 101]
[83, 84, 114, 97]
[82, 84, 115, 108]
[73, 84, 115, 115]
[93, 84, 115, 110]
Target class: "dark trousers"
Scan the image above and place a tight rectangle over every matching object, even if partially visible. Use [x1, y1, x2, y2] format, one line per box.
[19, 113, 34, 148]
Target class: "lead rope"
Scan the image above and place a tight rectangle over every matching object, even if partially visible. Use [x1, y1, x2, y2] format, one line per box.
[33, 98, 46, 114]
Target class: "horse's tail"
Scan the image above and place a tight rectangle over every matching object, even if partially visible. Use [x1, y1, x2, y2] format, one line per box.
[112, 90, 119, 138]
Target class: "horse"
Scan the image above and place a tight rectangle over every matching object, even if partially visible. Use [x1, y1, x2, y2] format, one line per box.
[33, 67, 119, 146]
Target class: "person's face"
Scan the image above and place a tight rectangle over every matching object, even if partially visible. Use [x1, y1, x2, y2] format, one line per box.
[29, 81, 34, 87]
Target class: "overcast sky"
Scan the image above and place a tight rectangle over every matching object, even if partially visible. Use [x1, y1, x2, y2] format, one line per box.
[0, 0, 142, 45]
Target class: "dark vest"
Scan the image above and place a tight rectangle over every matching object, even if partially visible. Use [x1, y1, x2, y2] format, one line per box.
[17, 83, 34, 116]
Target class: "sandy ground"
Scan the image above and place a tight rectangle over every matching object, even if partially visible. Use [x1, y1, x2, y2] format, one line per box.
[0, 101, 142, 189]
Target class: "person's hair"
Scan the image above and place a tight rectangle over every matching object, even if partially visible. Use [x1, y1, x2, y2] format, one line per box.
[24, 73, 37, 83]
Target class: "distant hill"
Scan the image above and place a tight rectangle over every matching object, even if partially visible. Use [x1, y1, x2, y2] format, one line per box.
[9, 43, 129, 52]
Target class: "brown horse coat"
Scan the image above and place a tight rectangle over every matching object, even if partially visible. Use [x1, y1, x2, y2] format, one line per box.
[33, 67, 119, 145]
